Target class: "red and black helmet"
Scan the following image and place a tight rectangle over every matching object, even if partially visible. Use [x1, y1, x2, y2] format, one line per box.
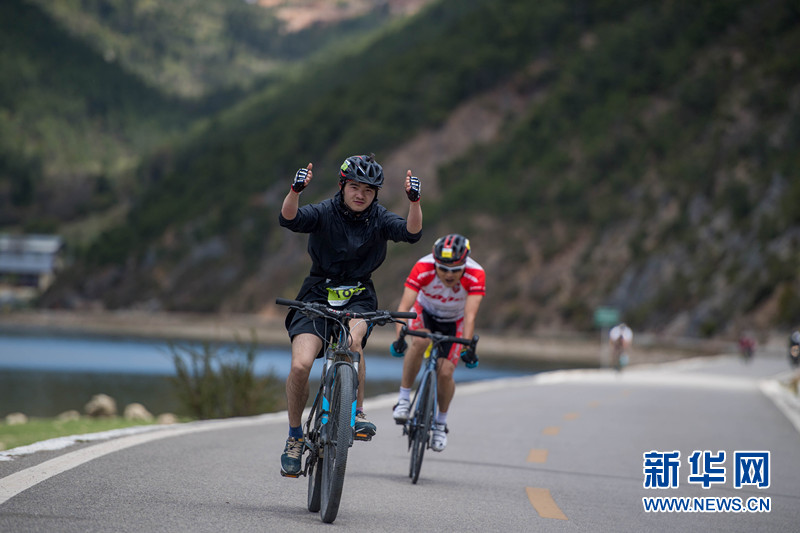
[432, 234, 470, 266]
[339, 154, 384, 189]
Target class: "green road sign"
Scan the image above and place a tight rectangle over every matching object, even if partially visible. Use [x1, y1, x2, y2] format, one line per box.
[594, 306, 620, 328]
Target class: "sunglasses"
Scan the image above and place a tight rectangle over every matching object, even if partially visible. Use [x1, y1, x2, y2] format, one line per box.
[436, 264, 466, 273]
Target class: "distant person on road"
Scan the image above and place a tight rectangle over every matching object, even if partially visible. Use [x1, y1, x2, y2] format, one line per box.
[390, 233, 485, 452]
[609, 322, 633, 370]
[277, 154, 422, 476]
[789, 328, 800, 368]
[738, 332, 756, 363]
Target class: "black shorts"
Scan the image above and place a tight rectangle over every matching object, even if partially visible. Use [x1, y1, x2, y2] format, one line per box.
[286, 283, 377, 358]
[420, 308, 457, 359]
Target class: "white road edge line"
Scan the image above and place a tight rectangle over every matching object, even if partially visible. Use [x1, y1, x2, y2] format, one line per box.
[0, 413, 284, 506]
[759, 379, 800, 436]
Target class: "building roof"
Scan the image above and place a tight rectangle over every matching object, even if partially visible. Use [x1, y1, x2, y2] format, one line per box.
[0, 234, 63, 275]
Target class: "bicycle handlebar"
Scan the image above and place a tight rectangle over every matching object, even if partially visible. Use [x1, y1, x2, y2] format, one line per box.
[276, 298, 417, 323]
[399, 325, 479, 350]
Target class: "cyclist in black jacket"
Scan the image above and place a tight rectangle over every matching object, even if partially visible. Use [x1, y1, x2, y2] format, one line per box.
[278, 154, 422, 476]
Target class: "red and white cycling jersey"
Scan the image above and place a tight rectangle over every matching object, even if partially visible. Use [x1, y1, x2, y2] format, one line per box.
[404, 253, 486, 322]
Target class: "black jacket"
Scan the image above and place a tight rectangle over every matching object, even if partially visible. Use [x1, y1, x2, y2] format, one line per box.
[279, 191, 422, 302]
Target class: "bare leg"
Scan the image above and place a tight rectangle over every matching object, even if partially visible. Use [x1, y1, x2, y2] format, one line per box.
[286, 333, 322, 427]
[436, 358, 456, 414]
[400, 334, 430, 389]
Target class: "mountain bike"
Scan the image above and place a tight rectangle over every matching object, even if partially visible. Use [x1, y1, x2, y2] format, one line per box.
[275, 297, 415, 523]
[396, 325, 478, 484]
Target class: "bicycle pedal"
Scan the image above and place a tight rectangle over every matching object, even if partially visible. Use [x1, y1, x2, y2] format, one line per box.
[280, 470, 303, 478]
[354, 432, 373, 441]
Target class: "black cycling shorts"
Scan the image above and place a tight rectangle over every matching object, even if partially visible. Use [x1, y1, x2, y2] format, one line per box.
[420, 308, 457, 359]
[286, 284, 377, 358]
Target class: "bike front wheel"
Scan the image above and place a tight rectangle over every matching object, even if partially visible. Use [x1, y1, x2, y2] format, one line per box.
[410, 372, 435, 484]
[307, 453, 322, 512]
[319, 363, 356, 523]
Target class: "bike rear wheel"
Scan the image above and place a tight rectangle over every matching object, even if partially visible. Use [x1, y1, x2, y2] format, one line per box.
[410, 371, 435, 484]
[319, 364, 355, 523]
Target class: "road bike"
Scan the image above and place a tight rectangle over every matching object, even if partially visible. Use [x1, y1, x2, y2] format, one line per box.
[396, 325, 478, 484]
[276, 297, 415, 523]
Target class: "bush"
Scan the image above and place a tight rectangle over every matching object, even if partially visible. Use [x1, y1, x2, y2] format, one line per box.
[168, 337, 283, 419]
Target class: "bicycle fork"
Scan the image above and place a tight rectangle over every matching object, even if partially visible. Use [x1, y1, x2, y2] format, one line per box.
[320, 356, 362, 445]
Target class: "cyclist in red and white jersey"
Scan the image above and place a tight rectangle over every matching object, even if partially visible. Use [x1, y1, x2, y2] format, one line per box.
[390, 233, 485, 451]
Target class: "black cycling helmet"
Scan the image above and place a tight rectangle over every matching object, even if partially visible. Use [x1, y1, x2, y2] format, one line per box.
[339, 154, 384, 189]
[432, 234, 470, 266]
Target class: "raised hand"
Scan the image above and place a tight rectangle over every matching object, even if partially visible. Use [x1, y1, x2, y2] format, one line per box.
[291, 163, 313, 193]
[405, 170, 421, 202]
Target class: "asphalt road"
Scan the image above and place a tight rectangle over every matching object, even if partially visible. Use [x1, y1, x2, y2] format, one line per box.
[1, 351, 799, 532]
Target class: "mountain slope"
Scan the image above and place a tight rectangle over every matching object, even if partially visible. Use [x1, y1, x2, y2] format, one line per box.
[433, 0, 800, 336]
[0, 0, 193, 233]
[41, 0, 800, 339]
[30, 0, 430, 98]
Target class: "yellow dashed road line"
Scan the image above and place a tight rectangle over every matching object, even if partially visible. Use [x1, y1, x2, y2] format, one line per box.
[526, 487, 568, 520]
[527, 449, 548, 463]
[527, 401, 611, 520]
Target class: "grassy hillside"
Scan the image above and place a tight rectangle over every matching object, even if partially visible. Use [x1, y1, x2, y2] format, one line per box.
[39, 0, 800, 338]
[0, 0, 193, 234]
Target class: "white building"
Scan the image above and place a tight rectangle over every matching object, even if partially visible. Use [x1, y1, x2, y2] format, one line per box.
[0, 234, 64, 302]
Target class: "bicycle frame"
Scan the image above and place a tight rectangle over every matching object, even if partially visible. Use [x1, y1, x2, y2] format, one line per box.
[410, 342, 440, 431]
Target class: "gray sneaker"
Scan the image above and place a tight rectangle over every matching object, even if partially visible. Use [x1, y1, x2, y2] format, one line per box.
[280, 437, 304, 476]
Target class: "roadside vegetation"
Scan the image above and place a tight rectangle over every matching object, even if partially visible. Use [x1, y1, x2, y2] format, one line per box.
[0, 417, 169, 451]
[168, 338, 285, 420]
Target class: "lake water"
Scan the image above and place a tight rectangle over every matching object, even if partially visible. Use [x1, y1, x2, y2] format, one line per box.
[0, 334, 542, 418]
